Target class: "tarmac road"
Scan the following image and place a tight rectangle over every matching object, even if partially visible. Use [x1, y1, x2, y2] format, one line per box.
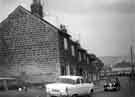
[0, 76, 134, 97]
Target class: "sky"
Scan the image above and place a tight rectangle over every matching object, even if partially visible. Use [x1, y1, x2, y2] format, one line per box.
[0, 0, 135, 57]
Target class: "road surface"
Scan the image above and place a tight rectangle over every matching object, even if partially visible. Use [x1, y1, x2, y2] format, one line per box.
[0, 76, 134, 97]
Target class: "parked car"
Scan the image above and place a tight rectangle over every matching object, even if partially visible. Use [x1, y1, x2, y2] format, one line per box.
[104, 77, 120, 91]
[46, 75, 94, 97]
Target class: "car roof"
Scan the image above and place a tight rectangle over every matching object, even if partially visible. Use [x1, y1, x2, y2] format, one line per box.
[59, 75, 83, 80]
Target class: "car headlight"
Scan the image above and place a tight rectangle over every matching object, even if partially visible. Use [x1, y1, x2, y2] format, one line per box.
[18, 87, 23, 92]
[109, 83, 112, 86]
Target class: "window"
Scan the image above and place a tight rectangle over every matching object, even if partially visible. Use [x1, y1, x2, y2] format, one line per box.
[87, 57, 89, 64]
[83, 53, 86, 60]
[64, 38, 68, 50]
[71, 45, 75, 56]
[79, 52, 81, 61]
[61, 65, 66, 75]
[70, 67, 74, 75]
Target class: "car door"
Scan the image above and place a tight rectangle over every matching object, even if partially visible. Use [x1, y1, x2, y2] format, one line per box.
[73, 78, 83, 95]
[80, 78, 89, 95]
[77, 78, 87, 95]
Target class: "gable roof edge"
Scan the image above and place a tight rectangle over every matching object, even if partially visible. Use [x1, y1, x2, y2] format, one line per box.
[13, 5, 60, 31]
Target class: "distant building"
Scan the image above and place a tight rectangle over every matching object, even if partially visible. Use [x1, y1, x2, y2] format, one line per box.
[0, 0, 103, 83]
[112, 61, 134, 73]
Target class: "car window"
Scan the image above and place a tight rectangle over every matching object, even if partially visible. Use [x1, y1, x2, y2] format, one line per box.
[76, 79, 80, 84]
[56, 78, 75, 84]
[106, 78, 117, 83]
[80, 79, 84, 83]
[106, 79, 111, 83]
[76, 78, 84, 84]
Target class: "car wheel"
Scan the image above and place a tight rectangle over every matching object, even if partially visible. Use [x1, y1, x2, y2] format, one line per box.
[88, 89, 94, 97]
[104, 88, 108, 91]
[72, 94, 78, 97]
[91, 89, 94, 93]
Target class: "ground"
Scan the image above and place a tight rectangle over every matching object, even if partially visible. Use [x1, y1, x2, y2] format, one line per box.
[0, 76, 134, 97]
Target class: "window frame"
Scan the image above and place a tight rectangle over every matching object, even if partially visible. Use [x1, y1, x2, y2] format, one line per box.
[87, 56, 89, 64]
[79, 51, 82, 61]
[64, 38, 68, 50]
[71, 45, 75, 56]
[83, 53, 86, 60]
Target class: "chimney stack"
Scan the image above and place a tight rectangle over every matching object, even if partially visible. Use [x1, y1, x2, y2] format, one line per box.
[31, 0, 43, 18]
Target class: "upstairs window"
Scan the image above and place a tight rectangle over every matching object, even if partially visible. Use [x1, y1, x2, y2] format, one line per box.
[79, 52, 82, 61]
[87, 57, 89, 64]
[71, 45, 75, 56]
[83, 53, 86, 60]
[61, 65, 66, 75]
[64, 38, 68, 50]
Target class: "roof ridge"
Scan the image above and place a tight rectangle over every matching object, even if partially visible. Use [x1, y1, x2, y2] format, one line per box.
[16, 5, 60, 31]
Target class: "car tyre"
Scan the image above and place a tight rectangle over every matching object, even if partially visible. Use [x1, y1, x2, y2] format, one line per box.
[72, 94, 78, 97]
[104, 88, 107, 91]
[91, 89, 94, 93]
[88, 89, 94, 97]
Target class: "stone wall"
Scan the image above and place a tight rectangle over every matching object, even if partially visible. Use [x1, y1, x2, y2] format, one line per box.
[0, 6, 60, 83]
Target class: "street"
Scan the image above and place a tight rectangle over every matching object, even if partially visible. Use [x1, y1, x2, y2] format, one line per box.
[0, 0, 134, 97]
[0, 76, 134, 97]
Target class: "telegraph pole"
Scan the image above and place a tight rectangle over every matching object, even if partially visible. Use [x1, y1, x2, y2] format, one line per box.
[130, 24, 134, 79]
[130, 45, 134, 78]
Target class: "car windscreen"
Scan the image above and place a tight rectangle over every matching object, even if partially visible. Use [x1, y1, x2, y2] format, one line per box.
[111, 79, 116, 82]
[106, 78, 116, 83]
[56, 78, 75, 84]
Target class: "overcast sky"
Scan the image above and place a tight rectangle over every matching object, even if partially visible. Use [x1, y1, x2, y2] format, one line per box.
[0, 0, 135, 57]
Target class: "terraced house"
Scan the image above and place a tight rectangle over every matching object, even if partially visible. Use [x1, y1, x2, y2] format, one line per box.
[0, 0, 103, 83]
